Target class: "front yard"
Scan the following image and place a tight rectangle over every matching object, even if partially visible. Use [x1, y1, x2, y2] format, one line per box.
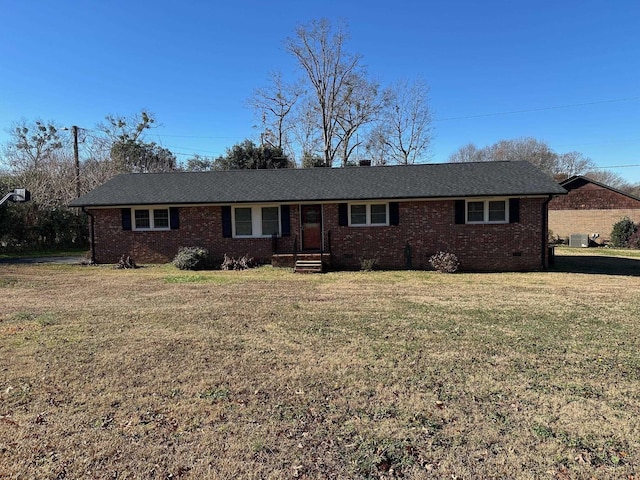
[1, 255, 639, 478]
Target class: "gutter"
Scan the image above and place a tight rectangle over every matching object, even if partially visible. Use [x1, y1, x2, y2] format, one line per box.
[82, 207, 97, 264]
[541, 195, 552, 270]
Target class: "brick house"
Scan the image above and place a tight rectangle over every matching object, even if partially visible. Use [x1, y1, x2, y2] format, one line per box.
[69, 161, 566, 271]
[548, 176, 640, 244]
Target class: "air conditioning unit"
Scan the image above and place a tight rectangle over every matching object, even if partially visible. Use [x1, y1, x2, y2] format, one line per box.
[569, 233, 589, 248]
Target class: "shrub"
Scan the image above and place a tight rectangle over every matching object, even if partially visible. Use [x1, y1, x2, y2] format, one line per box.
[610, 217, 637, 248]
[548, 230, 566, 245]
[628, 229, 640, 249]
[221, 253, 257, 270]
[429, 251, 459, 273]
[115, 255, 137, 269]
[173, 246, 210, 270]
[360, 257, 378, 272]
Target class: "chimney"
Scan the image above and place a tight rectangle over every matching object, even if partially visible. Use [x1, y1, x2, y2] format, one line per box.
[359, 159, 372, 167]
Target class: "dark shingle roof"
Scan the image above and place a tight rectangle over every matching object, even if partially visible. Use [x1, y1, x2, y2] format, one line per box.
[69, 161, 567, 207]
[560, 175, 640, 202]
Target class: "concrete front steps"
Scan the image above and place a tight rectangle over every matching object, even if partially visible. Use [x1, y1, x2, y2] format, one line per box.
[272, 253, 329, 273]
[294, 259, 324, 273]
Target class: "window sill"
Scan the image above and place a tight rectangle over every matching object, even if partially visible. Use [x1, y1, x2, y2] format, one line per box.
[233, 235, 281, 239]
[465, 221, 508, 225]
[132, 228, 171, 232]
[348, 223, 389, 227]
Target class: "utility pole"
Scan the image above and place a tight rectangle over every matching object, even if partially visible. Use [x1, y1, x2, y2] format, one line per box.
[72, 126, 80, 198]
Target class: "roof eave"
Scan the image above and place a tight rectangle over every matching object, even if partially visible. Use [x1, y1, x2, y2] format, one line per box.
[71, 191, 566, 208]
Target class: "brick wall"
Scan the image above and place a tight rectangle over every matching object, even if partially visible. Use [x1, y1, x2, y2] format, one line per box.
[548, 181, 640, 242]
[549, 209, 640, 243]
[90, 206, 295, 265]
[323, 198, 548, 271]
[549, 182, 640, 210]
[90, 198, 548, 271]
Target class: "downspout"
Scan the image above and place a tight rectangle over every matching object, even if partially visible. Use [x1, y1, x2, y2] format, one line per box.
[541, 196, 552, 270]
[82, 207, 96, 264]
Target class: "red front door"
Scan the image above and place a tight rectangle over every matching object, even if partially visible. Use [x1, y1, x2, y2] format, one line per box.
[301, 204, 322, 251]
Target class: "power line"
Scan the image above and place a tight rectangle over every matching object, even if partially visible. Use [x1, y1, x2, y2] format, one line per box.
[173, 150, 221, 157]
[555, 138, 640, 148]
[434, 96, 640, 122]
[162, 144, 222, 154]
[153, 134, 245, 139]
[590, 164, 640, 169]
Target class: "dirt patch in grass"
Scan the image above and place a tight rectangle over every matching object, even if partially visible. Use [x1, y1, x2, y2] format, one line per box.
[1, 263, 639, 478]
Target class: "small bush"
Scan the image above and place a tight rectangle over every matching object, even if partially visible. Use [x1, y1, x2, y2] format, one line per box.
[115, 255, 137, 269]
[628, 229, 640, 249]
[173, 247, 210, 270]
[360, 257, 378, 272]
[429, 251, 459, 273]
[548, 230, 566, 245]
[610, 217, 637, 248]
[221, 253, 257, 270]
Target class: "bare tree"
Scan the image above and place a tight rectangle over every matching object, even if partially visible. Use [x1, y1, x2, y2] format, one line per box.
[334, 74, 383, 166]
[582, 169, 628, 189]
[2, 120, 76, 208]
[625, 183, 640, 197]
[553, 151, 595, 179]
[4, 119, 63, 171]
[285, 18, 365, 167]
[290, 98, 323, 165]
[448, 143, 486, 163]
[448, 137, 568, 176]
[488, 138, 557, 173]
[250, 70, 302, 154]
[377, 78, 433, 165]
[97, 110, 156, 143]
[364, 123, 390, 166]
[96, 110, 176, 173]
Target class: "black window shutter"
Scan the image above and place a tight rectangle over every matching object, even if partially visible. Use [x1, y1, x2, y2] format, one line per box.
[221, 206, 232, 238]
[121, 208, 132, 231]
[389, 202, 400, 226]
[509, 198, 520, 223]
[281, 205, 290, 236]
[454, 200, 465, 224]
[338, 203, 348, 226]
[169, 207, 180, 230]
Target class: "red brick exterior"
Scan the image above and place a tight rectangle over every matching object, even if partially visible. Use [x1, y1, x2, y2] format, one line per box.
[548, 180, 640, 243]
[89, 197, 549, 272]
[322, 199, 548, 271]
[90, 206, 297, 265]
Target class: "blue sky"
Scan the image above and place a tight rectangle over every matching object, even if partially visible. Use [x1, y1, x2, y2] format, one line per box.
[1, 0, 639, 182]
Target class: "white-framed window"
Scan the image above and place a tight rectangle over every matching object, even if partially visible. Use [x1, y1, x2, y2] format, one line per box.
[133, 208, 170, 230]
[233, 205, 281, 237]
[349, 203, 389, 226]
[466, 199, 508, 224]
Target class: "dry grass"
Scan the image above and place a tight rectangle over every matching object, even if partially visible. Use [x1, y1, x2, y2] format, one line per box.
[1, 259, 639, 479]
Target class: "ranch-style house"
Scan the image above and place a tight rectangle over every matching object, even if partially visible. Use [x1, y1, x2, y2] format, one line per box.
[70, 161, 567, 271]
